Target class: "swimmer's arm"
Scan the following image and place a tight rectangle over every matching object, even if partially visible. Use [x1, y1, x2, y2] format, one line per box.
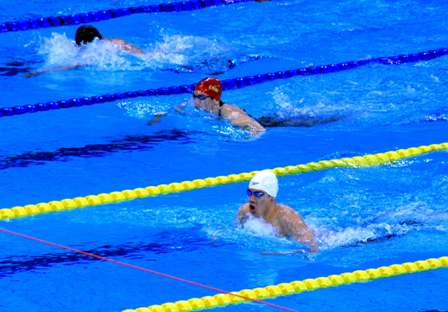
[230, 116, 264, 133]
[230, 116, 265, 135]
[175, 103, 187, 114]
[261, 249, 308, 256]
[109, 38, 144, 56]
[25, 64, 82, 78]
[147, 112, 168, 125]
[224, 107, 266, 135]
[147, 103, 187, 125]
[283, 210, 319, 253]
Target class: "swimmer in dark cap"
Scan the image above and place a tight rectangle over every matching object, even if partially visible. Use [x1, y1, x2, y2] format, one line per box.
[74, 25, 143, 55]
[25, 25, 143, 77]
[148, 77, 345, 136]
[75, 25, 103, 46]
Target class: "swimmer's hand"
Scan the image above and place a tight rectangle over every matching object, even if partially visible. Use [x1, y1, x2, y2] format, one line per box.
[261, 249, 307, 256]
[175, 103, 186, 113]
[309, 244, 319, 253]
[262, 242, 318, 255]
[245, 124, 266, 137]
[24, 70, 42, 78]
[147, 112, 168, 125]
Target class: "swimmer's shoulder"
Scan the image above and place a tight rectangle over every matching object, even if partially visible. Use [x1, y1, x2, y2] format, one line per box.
[277, 203, 295, 212]
[277, 204, 303, 220]
[107, 38, 144, 55]
[221, 103, 240, 114]
[221, 103, 255, 119]
[109, 38, 126, 45]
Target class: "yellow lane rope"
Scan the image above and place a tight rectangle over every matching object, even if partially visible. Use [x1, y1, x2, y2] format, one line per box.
[1, 142, 446, 221]
[123, 256, 448, 312]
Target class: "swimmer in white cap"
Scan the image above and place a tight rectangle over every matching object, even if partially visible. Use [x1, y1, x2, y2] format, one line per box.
[236, 169, 318, 252]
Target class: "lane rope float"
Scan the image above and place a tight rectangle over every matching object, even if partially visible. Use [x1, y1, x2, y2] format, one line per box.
[0, 142, 446, 221]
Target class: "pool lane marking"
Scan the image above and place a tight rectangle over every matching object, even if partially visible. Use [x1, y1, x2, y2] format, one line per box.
[127, 255, 448, 312]
[1, 48, 447, 118]
[0, 0, 260, 34]
[0, 227, 299, 312]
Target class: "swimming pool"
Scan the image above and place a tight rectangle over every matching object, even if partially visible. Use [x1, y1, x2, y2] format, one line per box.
[1, 0, 447, 311]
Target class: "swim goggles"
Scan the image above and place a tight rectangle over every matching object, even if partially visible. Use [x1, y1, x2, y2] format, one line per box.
[247, 189, 265, 198]
[193, 93, 210, 100]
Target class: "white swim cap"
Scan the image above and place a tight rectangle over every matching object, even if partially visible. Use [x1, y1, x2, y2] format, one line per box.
[248, 170, 278, 198]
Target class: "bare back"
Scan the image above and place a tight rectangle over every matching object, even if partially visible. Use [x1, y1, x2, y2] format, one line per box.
[273, 204, 316, 248]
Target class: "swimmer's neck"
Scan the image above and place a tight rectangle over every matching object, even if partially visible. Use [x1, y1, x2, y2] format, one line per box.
[210, 104, 221, 116]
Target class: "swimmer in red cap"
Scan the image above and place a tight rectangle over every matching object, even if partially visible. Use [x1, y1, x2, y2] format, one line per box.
[191, 78, 265, 135]
[149, 77, 345, 135]
[191, 78, 344, 132]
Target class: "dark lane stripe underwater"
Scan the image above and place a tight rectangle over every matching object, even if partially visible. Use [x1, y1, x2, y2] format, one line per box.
[0, 129, 198, 170]
[0, 227, 229, 277]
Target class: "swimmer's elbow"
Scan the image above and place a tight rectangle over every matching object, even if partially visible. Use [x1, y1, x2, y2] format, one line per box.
[235, 216, 246, 229]
[249, 128, 265, 137]
[293, 232, 319, 253]
[308, 241, 319, 253]
[296, 238, 318, 253]
[235, 219, 244, 228]
[244, 123, 265, 136]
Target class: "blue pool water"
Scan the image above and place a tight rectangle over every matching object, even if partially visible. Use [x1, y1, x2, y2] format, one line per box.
[1, 1, 448, 311]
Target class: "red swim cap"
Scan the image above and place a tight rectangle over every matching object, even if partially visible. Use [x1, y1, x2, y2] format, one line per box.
[194, 78, 222, 101]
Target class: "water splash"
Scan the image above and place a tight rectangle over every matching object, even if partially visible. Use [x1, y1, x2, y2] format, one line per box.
[240, 214, 279, 237]
[266, 85, 352, 123]
[316, 201, 448, 250]
[142, 34, 232, 74]
[38, 32, 136, 71]
[36, 33, 233, 74]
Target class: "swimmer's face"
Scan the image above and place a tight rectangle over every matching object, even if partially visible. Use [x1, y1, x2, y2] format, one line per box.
[247, 188, 271, 216]
[193, 91, 217, 114]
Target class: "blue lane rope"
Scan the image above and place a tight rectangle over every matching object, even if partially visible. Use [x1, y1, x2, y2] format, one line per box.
[1, 47, 447, 118]
[0, 0, 256, 33]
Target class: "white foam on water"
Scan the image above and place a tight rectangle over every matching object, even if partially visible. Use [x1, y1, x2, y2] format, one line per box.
[37, 33, 230, 73]
[241, 214, 278, 237]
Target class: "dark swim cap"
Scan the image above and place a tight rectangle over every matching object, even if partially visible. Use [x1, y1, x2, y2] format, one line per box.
[75, 25, 103, 46]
